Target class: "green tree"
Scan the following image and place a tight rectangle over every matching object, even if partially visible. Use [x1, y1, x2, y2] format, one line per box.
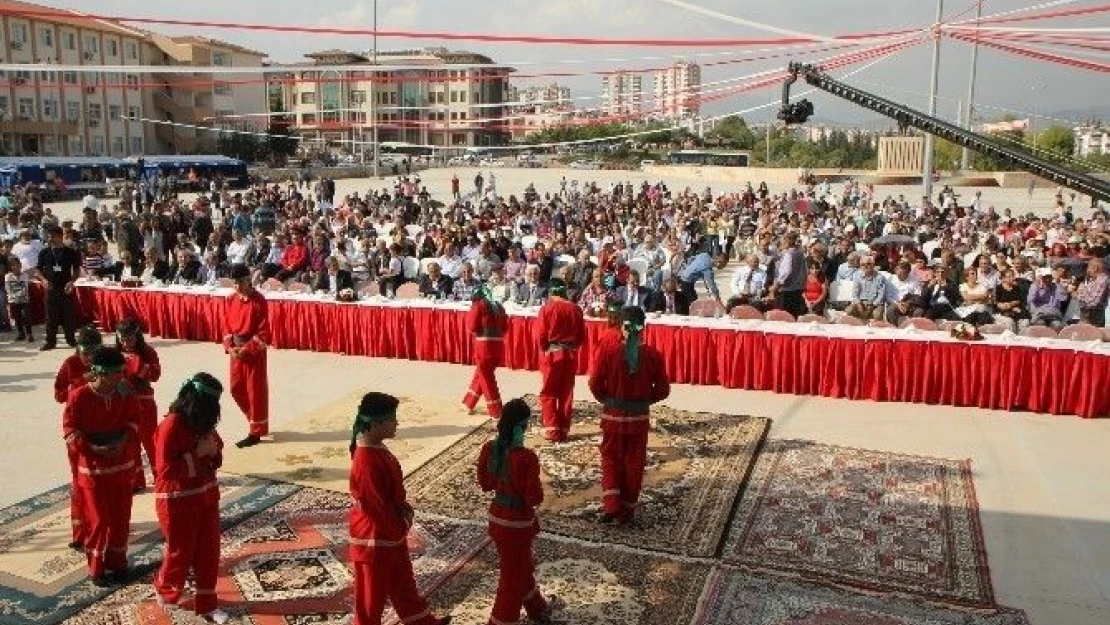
[216, 130, 264, 162]
[1036, 125, 1076, 159]
[265, 122, 298, 164]
[709, 115, 757, 149]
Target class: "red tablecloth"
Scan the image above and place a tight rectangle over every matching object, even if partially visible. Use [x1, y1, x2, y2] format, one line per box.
[73, 286, 1110, 419]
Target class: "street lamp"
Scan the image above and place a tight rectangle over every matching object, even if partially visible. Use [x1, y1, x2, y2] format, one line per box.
[1031, 84, 1045, 150]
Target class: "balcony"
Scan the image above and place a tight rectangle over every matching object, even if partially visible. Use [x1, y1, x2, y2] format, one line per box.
[154, 122, 197, 153]
[153, 90, 189, 120]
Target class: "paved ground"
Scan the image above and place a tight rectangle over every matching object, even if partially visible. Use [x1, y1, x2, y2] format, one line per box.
[4, 168, 1108, 624]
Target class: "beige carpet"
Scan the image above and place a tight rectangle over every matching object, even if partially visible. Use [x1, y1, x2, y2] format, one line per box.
[221, 393, 488, 492]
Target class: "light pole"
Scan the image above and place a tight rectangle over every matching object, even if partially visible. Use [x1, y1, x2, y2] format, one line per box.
[922, 0, 944, 200]
[1031, 84, 1044, 150]
[960, 0, 982, 172]
[370, 0, 380, 180]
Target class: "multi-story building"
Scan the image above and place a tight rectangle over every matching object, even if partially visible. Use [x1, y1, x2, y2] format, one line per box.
[1074, 123, 1109, 158]
[600, 71, 642, 118]
[0, 0, 268, 157]
[506, 83, 572, 113]
[268, 47, 513, 154]
[652, 62, 701, 119]
[144, 34, 268, 154]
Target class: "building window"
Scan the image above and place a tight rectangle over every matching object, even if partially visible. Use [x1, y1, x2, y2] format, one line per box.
[91, 136, 104, 156]
[213, 52, 232, 67]
[42, 99, 57, 119]
[10, 23, 27, 45]
[14, 70, 31, 83]
[106, 40, 118, 56]
[17, 97, 34, 120]
[84, 37, 98, 54]
[108, 105, 121, 121]
[301, 113, 316, 124]
[0, 96, 8, 115]
[450, 112, 458, 120]
[39, 70, 54, 83]
[214, 81, 233, 96]
[126, 41, 138, 60]
[40, 27, 53, 48]
[350, 90, 366, 104]
[64, 32, 76, 51]
[215, 109, 234, 120]
[125, 74, 139, 90]
[300, 92, 316, 104]
[352, 111, 366, 123]
[127, 105, 140, 121]
[450, 91, 458, 103]
[389, 92, 397, 105]
[63, 71, 78, 85]
[111, 137, 124, 154]
[44, 136, 56, 155]
[70, 135, 83, 155]
[87, 103, 102, 126]
[66, 101, 80, 121]
[130, 137, 142, 154]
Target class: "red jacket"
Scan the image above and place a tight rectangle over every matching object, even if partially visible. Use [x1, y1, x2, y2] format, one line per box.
[594, 326, 623, 369]
[224, 290, 270, 357]
[154, 413, 222, 503]
[349, 442, 412, 562]
[54, 354, 89, 404]
[281, 243, 309, 272]
[588, 341, 671, 435]
[122, 343, 161, 396]
[468, 299, 508, 339]
[477, 441, 543, 534]
[535, 297, 586, 351]
[63, 385, 141, 488]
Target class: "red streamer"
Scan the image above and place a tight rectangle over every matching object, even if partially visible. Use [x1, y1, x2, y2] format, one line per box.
[973, 3, 1110, 26]
[947, 32, 1110, 72]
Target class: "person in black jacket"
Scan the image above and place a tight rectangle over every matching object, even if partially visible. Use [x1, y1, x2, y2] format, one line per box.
[418, 261, 453, 298]
[313, 257, 355, 295]
[920, 270, 962, 321]
[168, 249, 202, 285]
[647, 276, 691, 316]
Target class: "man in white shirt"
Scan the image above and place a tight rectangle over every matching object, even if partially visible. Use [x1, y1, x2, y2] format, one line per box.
[884, 261, 923, 325]
[730, 254, 768, 305]
[225, 230, 254, 267]
[634, 234, 667, 290]
[11, 229, 43, 279]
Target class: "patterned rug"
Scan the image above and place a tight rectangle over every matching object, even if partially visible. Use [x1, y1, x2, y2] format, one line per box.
[220, 393, 488, 492]
[693, 567, 1030, 625]
[405, 395, 769, 557]
[426, 535, 711, 625]
[0, 475, 298, 625]
[65, 487, 488, 625]
[721, 440, 995, 608]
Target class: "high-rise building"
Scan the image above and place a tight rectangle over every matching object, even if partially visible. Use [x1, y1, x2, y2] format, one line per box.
[1074, 123, 1109, 158]
[600, 71, 642, 117]
[268, 47, 513, 152]
[506, 83, 572, 113]
[653, 61, 701, 119]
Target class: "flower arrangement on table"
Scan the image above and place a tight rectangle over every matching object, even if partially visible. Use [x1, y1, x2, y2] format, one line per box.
[949, 322, 982, 341]
[336, 288, 358, 303]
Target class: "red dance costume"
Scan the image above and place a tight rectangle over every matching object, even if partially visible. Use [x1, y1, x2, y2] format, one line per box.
[463, 299, 509, 418]
[349, 442, 438, 625]
[63, 385, 140, 579]
[153, 414, 223, 614]
[588, 342, 670, 523]
[123, 343, 161, 489]
[55, 354, 90, 545]
[593, 325, 623, 374]
[534, 299, 586, 442]
[223, 290, 270, 437]
[477, 442, 550, 625]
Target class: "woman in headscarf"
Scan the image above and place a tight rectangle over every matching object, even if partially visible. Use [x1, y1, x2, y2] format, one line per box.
[54, 325, 103, 549]
[115, 318, 162, 491]
[587, 306, 671, 526]
[462, 283, 508, 419]
[476, 399, 560, 625]
[153, 373, 225, 621]
[348, 392, 450, 625]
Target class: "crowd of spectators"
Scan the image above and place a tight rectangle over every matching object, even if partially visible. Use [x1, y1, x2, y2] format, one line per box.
[1, 173, 1108, 345]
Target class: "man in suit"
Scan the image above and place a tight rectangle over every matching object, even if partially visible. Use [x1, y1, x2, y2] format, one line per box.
[314, 257, 355, 296]
[418, 261, 453, 299]
[514, 264, 547, 307]
[613, 270, 651, 309]
[142, 246, 170, 283]
[647, 276, 691, 315]
[169, 249, 202, 285]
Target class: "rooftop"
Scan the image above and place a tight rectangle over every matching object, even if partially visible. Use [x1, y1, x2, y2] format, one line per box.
[0, 0, 145, 37]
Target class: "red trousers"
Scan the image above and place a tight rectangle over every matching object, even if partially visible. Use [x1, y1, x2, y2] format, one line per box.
[464, 342, 503, 419]
[80, 485, 133, 578]
[230, 351, 269, 437]
[488, 526, 548, 625]
[132, 396, 158, 489]
[67, 447, 85, 545]
[539, 352, 577, 442]
[352, 550, 437, 625]
[155, 495, 221, 615]
[600, 429, 649, 521]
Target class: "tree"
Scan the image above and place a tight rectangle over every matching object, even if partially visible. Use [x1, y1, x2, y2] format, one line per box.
[1036, 125, 1076, 159]
[265, 122, 299, 164]
[216, 130, 264, 163]
[709, 115, 757, 149]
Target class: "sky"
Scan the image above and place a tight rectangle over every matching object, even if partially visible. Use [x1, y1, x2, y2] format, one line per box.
[41, 0, 1110, 128]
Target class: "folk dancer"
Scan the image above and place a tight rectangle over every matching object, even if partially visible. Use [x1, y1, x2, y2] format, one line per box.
[54, 326, 103, 550]
[463, 284, 509, 419]
[349, 392, 451, 625]
[534, 278, 585, 442]
[588, 307, 670, 525]
[223, 264, 270, 448]
[116, 318, 162, 491]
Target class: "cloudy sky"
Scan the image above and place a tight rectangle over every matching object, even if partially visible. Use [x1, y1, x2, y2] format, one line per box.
[46, 0, 1109, 127]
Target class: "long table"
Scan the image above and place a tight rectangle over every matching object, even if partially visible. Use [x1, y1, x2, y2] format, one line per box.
[72, 283, 1110, 419]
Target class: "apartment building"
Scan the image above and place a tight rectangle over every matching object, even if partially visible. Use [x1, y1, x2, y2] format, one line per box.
[1074, 123, 1109, 158]
[268, 47, 513, 153]
[506, 83, 572, 113]
[652, 61, 701, 119]
[600, 71, 642, 117]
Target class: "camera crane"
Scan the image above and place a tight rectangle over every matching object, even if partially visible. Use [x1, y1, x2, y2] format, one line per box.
[778, 62, 1110, 206]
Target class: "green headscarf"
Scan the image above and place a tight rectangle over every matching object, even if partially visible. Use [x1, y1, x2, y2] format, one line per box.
[548, 278, 568, 298]
[622, 306, 647, 374]
[350, 410, 397, 451]
[180, 376, 223, 398]
[472, 283, 503, 315]
[489, 399, 530, 478]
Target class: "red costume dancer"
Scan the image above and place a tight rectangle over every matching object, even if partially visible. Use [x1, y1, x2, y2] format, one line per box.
[348, 392, 450, 625]
[62, 347, 140, 585]
[154, 373, 226, 621]
[463, 284, 508, 419]
[223, 264, 270, 448]
[477, 399, 559, 625]
[116, 319, 162, 491]
[588, 306, 670, 525]
[534, 279, 586, 442]
[54, 327, 102, 549]
[592, 301, 624, 374]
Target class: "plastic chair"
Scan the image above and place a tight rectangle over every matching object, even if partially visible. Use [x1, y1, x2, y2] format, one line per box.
[729, 305, 764, 320]
[868, 319, 894, 328]
[798, 314, 828, 324]
[394, 282, 421, 300]
[262, 278, 285, 292]
[1058, 323, 1104, 342]
[359, 280, 378, 299]
[1021, 325, 1059, 339]
[836, 315, 865, 326]
[901, 317, 937, 331]
[765, 309, 796, 323]
[689, 299, 720, 318]
[977, 323, 1007, 335]
[402, 257, 419, 280]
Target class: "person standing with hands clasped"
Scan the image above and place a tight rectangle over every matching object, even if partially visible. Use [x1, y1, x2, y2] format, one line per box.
[588, 306, 670, 526]
[153, 373, 227, 623]
[462, 284, 508, 419]
[223, 264, 270, 448]
[476, 398, 561, 625]
[534, 278, 586, 443]
[348, 392, 451, 625]
[37, 225, 81, 350]
[115, 319, 162, 491]
[54, 326, 103, 550]
[62, 347, 140, 586]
